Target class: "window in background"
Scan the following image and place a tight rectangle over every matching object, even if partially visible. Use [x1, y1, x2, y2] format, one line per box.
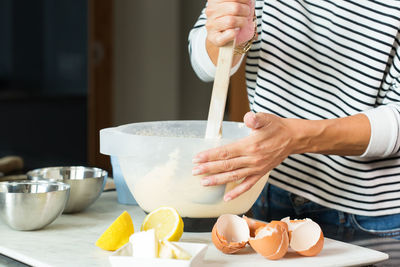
[0, 0, 88, 170]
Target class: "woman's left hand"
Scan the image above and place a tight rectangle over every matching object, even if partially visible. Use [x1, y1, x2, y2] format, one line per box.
[192, 112, 298, 201]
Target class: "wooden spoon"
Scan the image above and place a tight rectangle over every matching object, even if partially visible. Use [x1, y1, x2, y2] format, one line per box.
[0, 156, 24, 175]
[0, 175, 27, 182]
[198, 41, 236, 204]
[205, 40, 236, 139]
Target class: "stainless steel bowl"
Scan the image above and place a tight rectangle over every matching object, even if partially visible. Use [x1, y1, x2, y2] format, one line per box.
[0, 180, 70, 230]
[27, 166, 107, 213]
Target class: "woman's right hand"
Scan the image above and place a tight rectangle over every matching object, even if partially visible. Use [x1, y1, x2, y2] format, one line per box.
[205, 0, 255, 47]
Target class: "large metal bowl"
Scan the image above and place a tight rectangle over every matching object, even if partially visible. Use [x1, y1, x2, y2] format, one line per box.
[0, 180, 70, 230]
[27, 166, 107, 213]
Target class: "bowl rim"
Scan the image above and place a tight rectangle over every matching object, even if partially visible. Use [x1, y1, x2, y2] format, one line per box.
[26, 166, 108, 181]
[0, 180, 70, 194]
[100, 121, 250, 157]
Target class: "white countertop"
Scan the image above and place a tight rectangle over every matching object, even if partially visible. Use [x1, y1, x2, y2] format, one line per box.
[0, 191, 388, 267]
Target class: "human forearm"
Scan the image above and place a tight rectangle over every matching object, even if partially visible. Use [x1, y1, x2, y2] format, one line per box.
[289, 114, 371, 156]
[192, 112, 371, 200]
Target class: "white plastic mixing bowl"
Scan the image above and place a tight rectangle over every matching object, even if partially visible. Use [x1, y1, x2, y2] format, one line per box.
[100, 121, 268, 218]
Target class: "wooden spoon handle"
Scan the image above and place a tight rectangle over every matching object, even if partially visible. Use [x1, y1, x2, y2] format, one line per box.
[0, 156, 24, 174]
[205, 40, 236, 139]
[0, 175, 27, 182]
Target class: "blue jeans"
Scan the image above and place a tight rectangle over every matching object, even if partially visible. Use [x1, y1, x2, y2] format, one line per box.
[252, 184, 400, 240]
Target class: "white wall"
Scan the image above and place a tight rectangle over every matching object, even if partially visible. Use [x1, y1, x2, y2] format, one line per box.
[113, 0, 212, 126]
[113, 0, 180, 125]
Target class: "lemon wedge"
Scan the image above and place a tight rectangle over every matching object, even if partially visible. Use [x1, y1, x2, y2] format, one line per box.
[95, 211, 134, 251]
[141, 206, 184, 242]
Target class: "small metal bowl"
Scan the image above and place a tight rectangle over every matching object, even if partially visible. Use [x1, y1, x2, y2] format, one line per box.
[27, 166, 107, 213]
[0, 180, 70, 231]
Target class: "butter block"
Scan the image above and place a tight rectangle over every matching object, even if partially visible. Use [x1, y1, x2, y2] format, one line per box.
[163, 240, 192, 260]
[158, 241, 174, 259]
[129, 229, 158, 258]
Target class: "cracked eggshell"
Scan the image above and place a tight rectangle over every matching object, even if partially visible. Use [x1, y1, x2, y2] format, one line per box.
[282, 217, 324, 256]
[281, 217, 305, 241]
[211, 214, 250, 254]
[255, 220, 288, 237]
[242, 216, 267, 238]
[249, 222, 289, 260]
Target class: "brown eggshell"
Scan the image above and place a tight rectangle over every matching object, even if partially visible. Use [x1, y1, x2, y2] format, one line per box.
[256, 220, 289, 236]
[287, 218, 324, 256]
[211, 214, 250, 254]
[249, 223, 289, 260]
[242, 216, 267, 238]
[211, 224, 247, 254]
[281, 217, 306, 242]
[295, 230, 324, 256]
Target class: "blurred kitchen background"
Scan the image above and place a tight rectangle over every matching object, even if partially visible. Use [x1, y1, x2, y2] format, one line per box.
[0, 0, 248, 173]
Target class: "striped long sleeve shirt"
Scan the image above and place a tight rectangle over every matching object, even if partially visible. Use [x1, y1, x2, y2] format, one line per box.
[189, 0, 400, 216]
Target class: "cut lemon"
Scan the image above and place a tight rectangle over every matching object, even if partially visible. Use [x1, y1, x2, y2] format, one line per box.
[95, 211, 134, 251]
[141, 206, 184, 242]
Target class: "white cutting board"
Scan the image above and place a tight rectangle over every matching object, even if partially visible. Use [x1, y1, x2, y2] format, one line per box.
[0, 192, 389, 267]
[183, 234, 389, 267]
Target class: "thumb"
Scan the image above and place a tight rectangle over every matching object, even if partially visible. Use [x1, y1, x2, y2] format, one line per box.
[243, 112, 272, 130]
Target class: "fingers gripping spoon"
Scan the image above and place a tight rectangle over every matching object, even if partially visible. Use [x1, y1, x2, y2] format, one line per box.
[195, 40, 236, 205]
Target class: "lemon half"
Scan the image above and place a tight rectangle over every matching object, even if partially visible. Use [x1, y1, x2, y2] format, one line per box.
[95, 211, 134, 251]
[141, 207, 183, 242]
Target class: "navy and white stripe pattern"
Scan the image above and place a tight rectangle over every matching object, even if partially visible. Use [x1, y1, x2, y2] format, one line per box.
[191, 0, 400, 216]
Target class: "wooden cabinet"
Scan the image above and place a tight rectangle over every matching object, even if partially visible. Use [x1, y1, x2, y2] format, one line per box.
[228, 58, 250, 122]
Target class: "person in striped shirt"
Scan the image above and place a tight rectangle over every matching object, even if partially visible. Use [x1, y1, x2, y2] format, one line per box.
[189, 0, 400, 239]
